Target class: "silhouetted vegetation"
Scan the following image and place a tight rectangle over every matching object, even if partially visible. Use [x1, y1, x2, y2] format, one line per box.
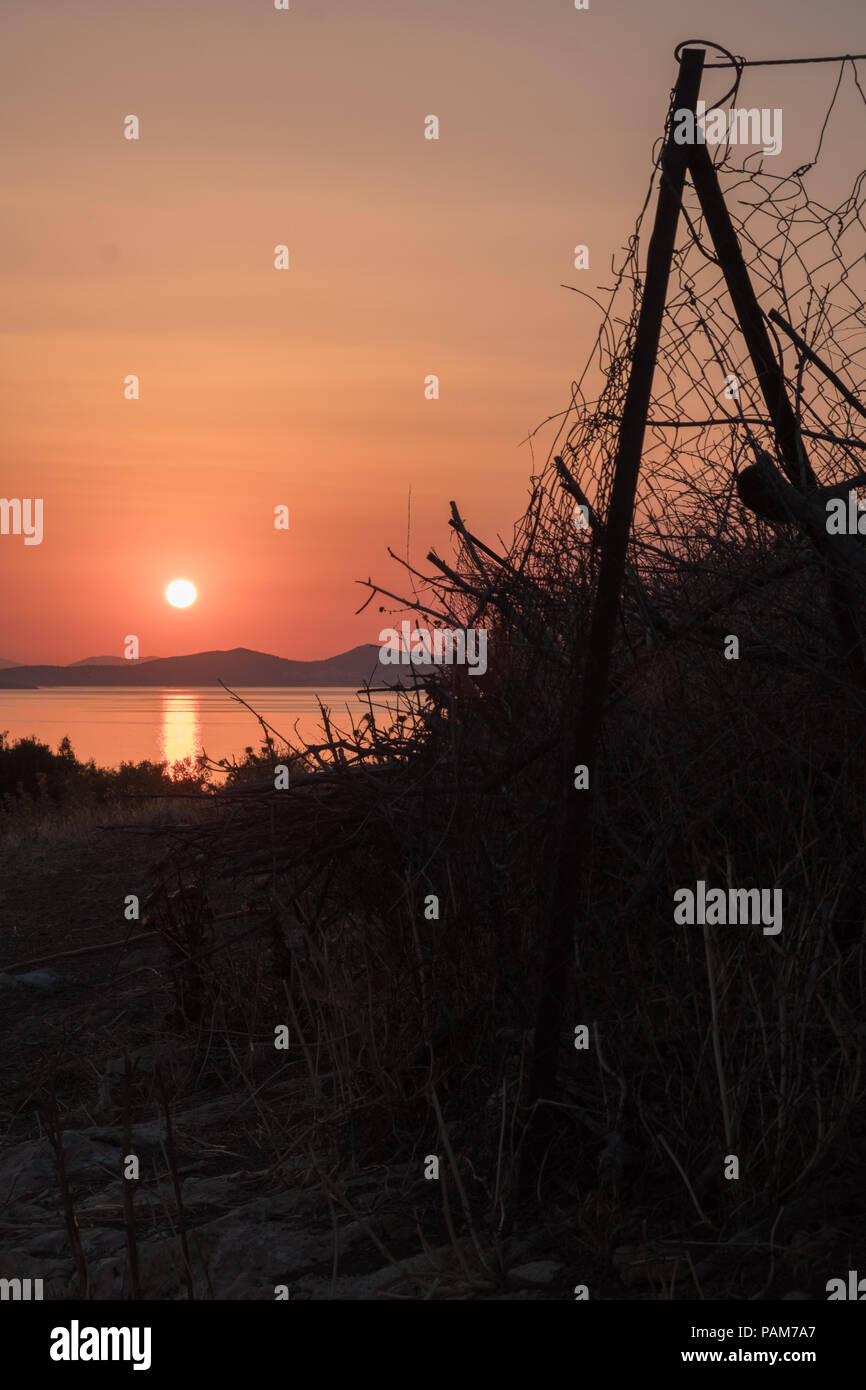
[129, 115, 866, 1296]
[0, 732, 209, 811]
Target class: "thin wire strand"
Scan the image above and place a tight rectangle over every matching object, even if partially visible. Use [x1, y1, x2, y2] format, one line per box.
[705, 54, 866, 69]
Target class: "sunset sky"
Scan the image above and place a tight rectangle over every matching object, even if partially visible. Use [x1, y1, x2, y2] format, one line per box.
[1, 0, 864, 664]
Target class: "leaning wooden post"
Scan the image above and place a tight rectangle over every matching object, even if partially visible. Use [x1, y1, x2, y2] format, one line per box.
[519, 47, 706, 1196]
[687, 145, 817, 489]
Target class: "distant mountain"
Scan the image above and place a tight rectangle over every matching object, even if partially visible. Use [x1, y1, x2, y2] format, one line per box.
[68, 655, 159, 666]
[0, 658, 19, 669]
[0, 645, 393, 689]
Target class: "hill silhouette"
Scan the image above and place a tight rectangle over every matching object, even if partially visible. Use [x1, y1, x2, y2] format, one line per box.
[68, 654, 160, 667]
[0, 645, 387, 688]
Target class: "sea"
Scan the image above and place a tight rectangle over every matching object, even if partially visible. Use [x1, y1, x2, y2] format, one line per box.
[0, 687, 402, 772]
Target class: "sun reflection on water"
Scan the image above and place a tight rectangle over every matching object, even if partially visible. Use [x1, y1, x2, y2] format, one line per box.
[160, 691, 202, 772]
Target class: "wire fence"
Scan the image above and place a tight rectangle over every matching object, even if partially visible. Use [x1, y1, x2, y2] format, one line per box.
[492, 43, 866, 694]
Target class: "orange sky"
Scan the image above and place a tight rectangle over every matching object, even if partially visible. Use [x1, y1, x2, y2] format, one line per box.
[1, 0, 863, 663]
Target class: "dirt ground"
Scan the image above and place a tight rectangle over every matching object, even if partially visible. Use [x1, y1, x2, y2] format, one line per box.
[0, 821, 578, 1300]
[2, 816, 858, 1302]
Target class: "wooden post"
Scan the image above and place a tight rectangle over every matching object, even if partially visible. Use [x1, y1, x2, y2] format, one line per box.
[687, 146, 817, 488]
[519, 47, 706, 1197]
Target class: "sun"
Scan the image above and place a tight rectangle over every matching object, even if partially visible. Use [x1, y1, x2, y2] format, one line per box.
[165, 579, 197, 608]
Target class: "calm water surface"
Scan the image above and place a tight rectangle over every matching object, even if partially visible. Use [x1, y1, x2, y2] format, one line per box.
[0, 687, 399, 771]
